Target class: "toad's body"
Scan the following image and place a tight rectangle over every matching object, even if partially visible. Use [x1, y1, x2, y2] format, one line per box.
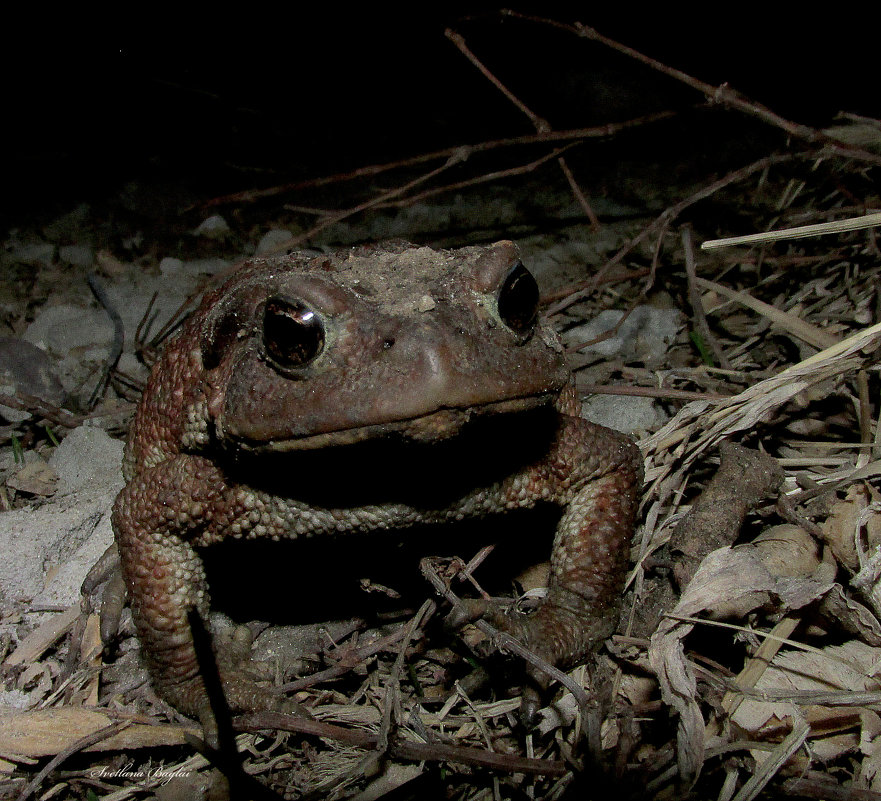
[113, 241, 641, 737]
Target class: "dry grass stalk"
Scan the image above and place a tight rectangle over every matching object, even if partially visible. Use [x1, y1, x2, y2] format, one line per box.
[702, 211, 881, 250]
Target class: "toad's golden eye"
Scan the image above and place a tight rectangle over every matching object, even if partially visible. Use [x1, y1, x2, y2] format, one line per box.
[497, 260, 539, 336]
[262, 296, 325, 369]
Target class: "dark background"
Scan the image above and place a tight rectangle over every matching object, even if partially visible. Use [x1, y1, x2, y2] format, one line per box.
[4, 6, 877, 221]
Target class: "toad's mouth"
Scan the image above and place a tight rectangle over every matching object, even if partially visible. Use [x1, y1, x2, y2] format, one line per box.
[225, 393, 556, 453]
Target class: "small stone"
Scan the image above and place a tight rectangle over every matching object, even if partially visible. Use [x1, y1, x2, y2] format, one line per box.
[159, 257, 185, 276]
[256, 229, 294, 254]
[193, 215, 230, 238]
[417, 294, 436, 312]
[58, 244, 94, 267]
[49, 425, 125, 496]
[12, 242, 55, 266]
[23, 305, 113, 356]
[178, 258, 230, 278]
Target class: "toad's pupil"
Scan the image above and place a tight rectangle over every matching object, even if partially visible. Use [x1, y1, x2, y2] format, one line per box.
[498, 261, 539, 335]
[263, 297, 324, 368]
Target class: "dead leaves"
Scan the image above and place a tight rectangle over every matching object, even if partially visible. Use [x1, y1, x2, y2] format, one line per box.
[822, 483, 881, 575]
[649, 544, 836, 783]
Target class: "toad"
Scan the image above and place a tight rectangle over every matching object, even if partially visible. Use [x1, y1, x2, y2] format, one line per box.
[112, 240, 641, 742]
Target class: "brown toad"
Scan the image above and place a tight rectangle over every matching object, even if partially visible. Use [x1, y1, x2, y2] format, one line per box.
[113, 240, 641, 741]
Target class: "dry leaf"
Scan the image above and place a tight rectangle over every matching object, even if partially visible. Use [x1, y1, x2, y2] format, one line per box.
[6, 458, 57, 496]
[731, 640, 881, 767]
[649, 545, 835, 784]
[822, 484, 881, 571]
[859, 711, 881, 791]
[819, 585, 881, 646]
[17, 662, 54, 700]
[69, 614, 103, 707]
[752, 525, 822, 578]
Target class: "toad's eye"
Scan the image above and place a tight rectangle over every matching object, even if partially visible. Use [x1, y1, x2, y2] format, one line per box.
[263, 296, 324, 369]
[497, 260, 539, 336]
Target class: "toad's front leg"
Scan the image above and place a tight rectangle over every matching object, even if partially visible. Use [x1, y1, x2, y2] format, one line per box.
[492, 417, 642, 707]
[113, 454, 300, 747]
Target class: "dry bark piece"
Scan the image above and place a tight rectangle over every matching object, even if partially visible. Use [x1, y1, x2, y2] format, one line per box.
[670, 442, 784, 588]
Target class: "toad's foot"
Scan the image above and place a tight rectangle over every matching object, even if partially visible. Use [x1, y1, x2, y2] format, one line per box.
[161, 622, 308, 749]
[81, 544, 127, 644]
[490, 596, 616, 722]
[449, 592, 617, 724]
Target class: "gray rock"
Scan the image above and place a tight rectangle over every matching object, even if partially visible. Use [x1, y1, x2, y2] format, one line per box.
[31, 502, 116, 610]
[581, 393, 668, 436]
[562, 305, 681, 362]
[174, 257, 229, 279]
[23, 305, 114, 400]
[58, 244, 94, 267]
[48, 425, 125, 496]
[23, 305, 113, 357]
[158, 256, 185, 276]
[1, 492, 114, 608]
[12, 242, 55, 267]
[0, 426, 124, 611]
[101, 259, 228, 347]
[0, 337, 66, 423]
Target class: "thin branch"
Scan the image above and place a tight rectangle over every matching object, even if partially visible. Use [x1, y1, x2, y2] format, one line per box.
[380, 143, 579, 208]
[0, 393, 83, 429]
[265, 153, 467, 254]
[445, 28, 550, 132]
[501, 10, 881, 167]
[377, 600, 435, 754]
[235, 711, 568, 777]
[701, 211, 881, 250]
[198, 112, 677, 210]
[279, 626, 409, 693]
[447, 25, 600, 227]
[15, 722, 128, 801]
[86, 273, 124, 409]
[577, 384, 731, 402]
[419, 557, 593, 714]
[545, 151, 801, 315]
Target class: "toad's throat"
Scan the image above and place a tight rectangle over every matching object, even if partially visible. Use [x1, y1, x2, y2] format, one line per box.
[225, 393, 556, 453]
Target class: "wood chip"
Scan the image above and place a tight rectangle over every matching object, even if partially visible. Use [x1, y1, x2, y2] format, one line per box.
[0, 708, 199, 755]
